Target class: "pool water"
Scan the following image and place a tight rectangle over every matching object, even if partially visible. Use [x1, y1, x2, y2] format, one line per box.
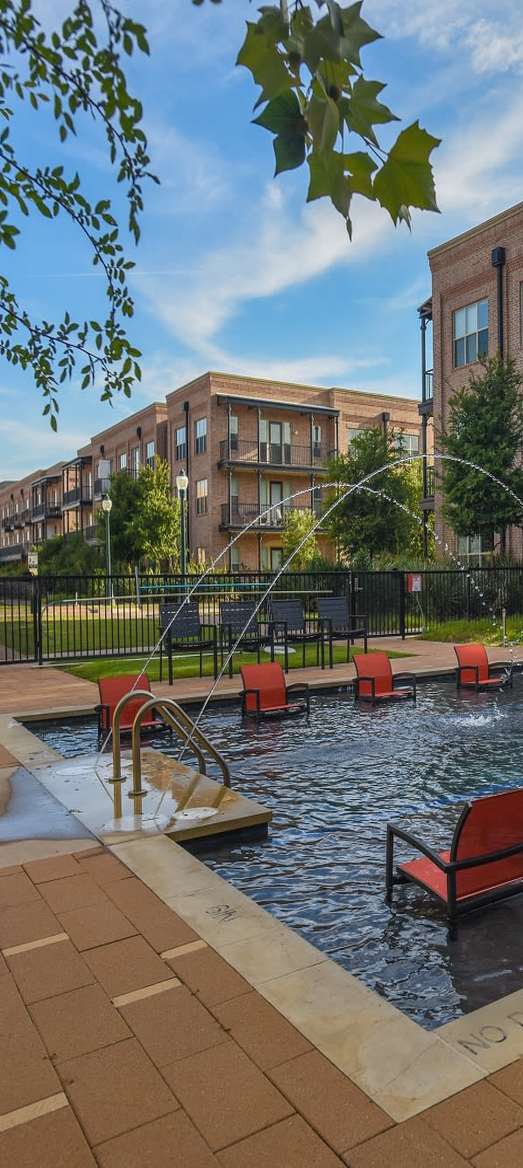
[32, 680, 523, 1029]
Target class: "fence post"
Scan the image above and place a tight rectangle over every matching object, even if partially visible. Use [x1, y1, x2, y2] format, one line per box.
[399, 571, 406, 640]
[466, 573, 471, 620]
[32, 577, 43, 664]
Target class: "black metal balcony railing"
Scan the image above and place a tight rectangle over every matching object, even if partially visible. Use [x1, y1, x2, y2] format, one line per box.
[2, 516, 14, 531]
[424, 369, 434, 401]
[94, 477, 111, 498]
[21, 509, 31, 524]
[221, 501, 323, 529]
[219, 438, 331, 469]
[13, 514, 23, 529]
[63, 486, 93, 506]
[0, 541, 27, 560]
[83, 524, 99, 543]
[32, 502, 62, 520]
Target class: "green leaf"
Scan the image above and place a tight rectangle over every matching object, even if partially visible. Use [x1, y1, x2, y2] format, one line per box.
[373, 121, 441, 225]
[344, 77, 398, 146]
[237, 22, 292, 103]
[257, 6, 288, 43]
[274, 134, 306, 175]
[303, 18, 344, 73]
[253, 90, 304, 136]
[307, 151, 351, 219]
[307, 93, 339, 153]
[340, 1, 381, 67]
[343, 150, 377, 197]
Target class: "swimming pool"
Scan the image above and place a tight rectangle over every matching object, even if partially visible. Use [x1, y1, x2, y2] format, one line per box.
[32, 679, 523, 1029]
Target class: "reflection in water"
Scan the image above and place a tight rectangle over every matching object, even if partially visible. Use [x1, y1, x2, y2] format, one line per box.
[32, 680, 523, 1028]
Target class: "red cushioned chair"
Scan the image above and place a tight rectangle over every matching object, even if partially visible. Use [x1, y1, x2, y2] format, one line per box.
[454, 644, 513, 692]
[386, 788, 523, 922]
[353, 652, 416, 703]
[240, 662, 309, 721]
[96, 673, 157, 741]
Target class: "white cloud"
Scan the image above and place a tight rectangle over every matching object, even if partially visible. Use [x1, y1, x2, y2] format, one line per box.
[0, 418, 85, 479]
[146, 122, 232, 215]
[368, 1, 523, 73]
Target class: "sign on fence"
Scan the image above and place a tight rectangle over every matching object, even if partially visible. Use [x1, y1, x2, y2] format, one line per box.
[407, 572, 422, 594]
[27, 551, 38, 577]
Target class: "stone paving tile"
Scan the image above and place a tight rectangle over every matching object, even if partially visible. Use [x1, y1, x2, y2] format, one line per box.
[77, 853, 131, 886]
[218, 1114, 345, 1167]
[120, 983, 228, 1067]
[0, 951, 7, 977]
[0, 899, 61, 949]
[39, 873, 109, 913]
[106, 876, 199, 952]
[57, 1037, 178, 1146]
[212, 990, 312, 1071]
[0, 1104, 96, 1168]
[269, 1050, 393, 1153]
[23, 854, 80, 884]
[0, 1050, 61, 1116]
[166, 943, 251, 1008]
[1, 975, 48, 1061]
[73, 846, 105, 859]
[163, 1039, 293, 1151]
[94, 1109, 220, 1168]
[489, 1060, 523, 1107]
[83, 936, 172, 998]
[7, 938, 94, 1003]
[473, 1126, 523, 1167]
[29, 983, 131, 1062]
[57, 901, 137, 951]
[342, 1116, 472, 1167]
[0, 869, 41, 908]
[422, 1080, 523, 1159]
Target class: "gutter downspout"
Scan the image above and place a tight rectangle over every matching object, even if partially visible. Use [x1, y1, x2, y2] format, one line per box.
[491, 246, 506, 357]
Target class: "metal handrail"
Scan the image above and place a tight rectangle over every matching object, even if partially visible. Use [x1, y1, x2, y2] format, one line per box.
[110, 689, 231, 819]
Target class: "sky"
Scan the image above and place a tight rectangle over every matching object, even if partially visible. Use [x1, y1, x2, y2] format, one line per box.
[3, 0, 523, 478]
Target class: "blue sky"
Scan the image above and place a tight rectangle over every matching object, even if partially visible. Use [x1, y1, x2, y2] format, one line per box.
[3, 0, 523, 477]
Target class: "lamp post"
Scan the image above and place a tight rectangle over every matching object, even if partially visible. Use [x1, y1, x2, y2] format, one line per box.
[176, 469, 188, 584]
[101, 496, 113, 600]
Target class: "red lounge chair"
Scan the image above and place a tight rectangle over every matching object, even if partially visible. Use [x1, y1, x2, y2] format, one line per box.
[454, 644, 513, 691]
[96, 673, 157, 739]
[353, 652, 416, 703]
[240, 662, 309, 721]
[386, 788, 523, 922]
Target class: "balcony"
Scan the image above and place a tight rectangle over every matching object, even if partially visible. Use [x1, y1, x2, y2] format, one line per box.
[63, 486, 93, 507]
[219, 438, 332, 471]
[31, 502, 62, 520]
[419, 369, 434, 417]
[0, 541, 27, 562]
[13, 514, 23, 529]
[21, 508, 31, 525]
[220, 501, 323, 531]
[2, 517, 14, 531]
[83, 524, 99, 543]
[422, 464, 435, 511]
[93, 477, 111, 498]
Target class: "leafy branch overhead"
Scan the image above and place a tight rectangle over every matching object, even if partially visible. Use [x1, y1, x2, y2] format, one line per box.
[0, 1, 156, 428]
[236, 1, 440, 236]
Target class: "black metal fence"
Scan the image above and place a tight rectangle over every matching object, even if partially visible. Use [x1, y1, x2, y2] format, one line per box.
[0, 566, 522, 664]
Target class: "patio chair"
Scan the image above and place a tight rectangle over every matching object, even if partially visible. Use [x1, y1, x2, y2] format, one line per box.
[386, 788, 523, 923]
[316, 596, 368, 667]
[96, 673, 157, 742]
[159, 601, 218, 685]
[268, 598, 323, 671]
[240, 662, 309, 721]
[353, 652, 416, 703]
[219, 601, 270, 678]
[454, 643, 513, 692]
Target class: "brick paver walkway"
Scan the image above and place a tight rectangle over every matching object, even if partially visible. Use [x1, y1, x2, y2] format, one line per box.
[2, 847, 523, 1166]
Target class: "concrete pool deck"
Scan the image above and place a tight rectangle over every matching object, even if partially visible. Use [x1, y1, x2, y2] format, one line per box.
[3, 647, 523, 1163]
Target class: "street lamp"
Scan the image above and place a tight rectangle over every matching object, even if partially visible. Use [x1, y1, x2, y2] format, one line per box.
[101, 496, 113, 598]
[176, 469, 189, 581]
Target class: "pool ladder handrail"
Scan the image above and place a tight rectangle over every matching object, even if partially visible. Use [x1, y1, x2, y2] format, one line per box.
[110, 690, 231, 818]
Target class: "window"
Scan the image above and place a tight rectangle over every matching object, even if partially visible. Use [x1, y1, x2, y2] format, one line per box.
[195, 417, 207, 455]
[230, 414, 238, 451]
[312, 423, 322, 457]
[195, 478, 208, 515]
[230, 544, 240, 570]
[453, 299, 488, 367]
[347, 426, 367, 447]
[456, 532, 494, 566]
[196, 546, 206, 565]
[130, 446, 140, 477]
[119, 451, 127, 471]
[393, 433, 419, 455]
[259, 419, 291, 464]
[175, 425, 186, 461]
[146, 440, 155, 467]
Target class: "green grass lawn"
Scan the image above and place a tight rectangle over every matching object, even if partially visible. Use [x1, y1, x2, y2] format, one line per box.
[61, 642, 409, 684]
[423, 616, 523, 644]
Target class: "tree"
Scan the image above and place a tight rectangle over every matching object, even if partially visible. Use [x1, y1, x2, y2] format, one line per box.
[0, 2, 440, 427]
[98, 459, 180, 570]
[232, 0, 440, 237]
[326, 426, 418, 564]
[97, 469, 142, 568]
[38, 531, 101, 574]
[128, 458, 180, 569]
[441, 357, 523, 556]
[0, 1, 155, 428]
[282, 506, 319, 568]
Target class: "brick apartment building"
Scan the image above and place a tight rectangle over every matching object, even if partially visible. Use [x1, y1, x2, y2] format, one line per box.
[420, 199, 523, 562]
[0, 373, 422, 569]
